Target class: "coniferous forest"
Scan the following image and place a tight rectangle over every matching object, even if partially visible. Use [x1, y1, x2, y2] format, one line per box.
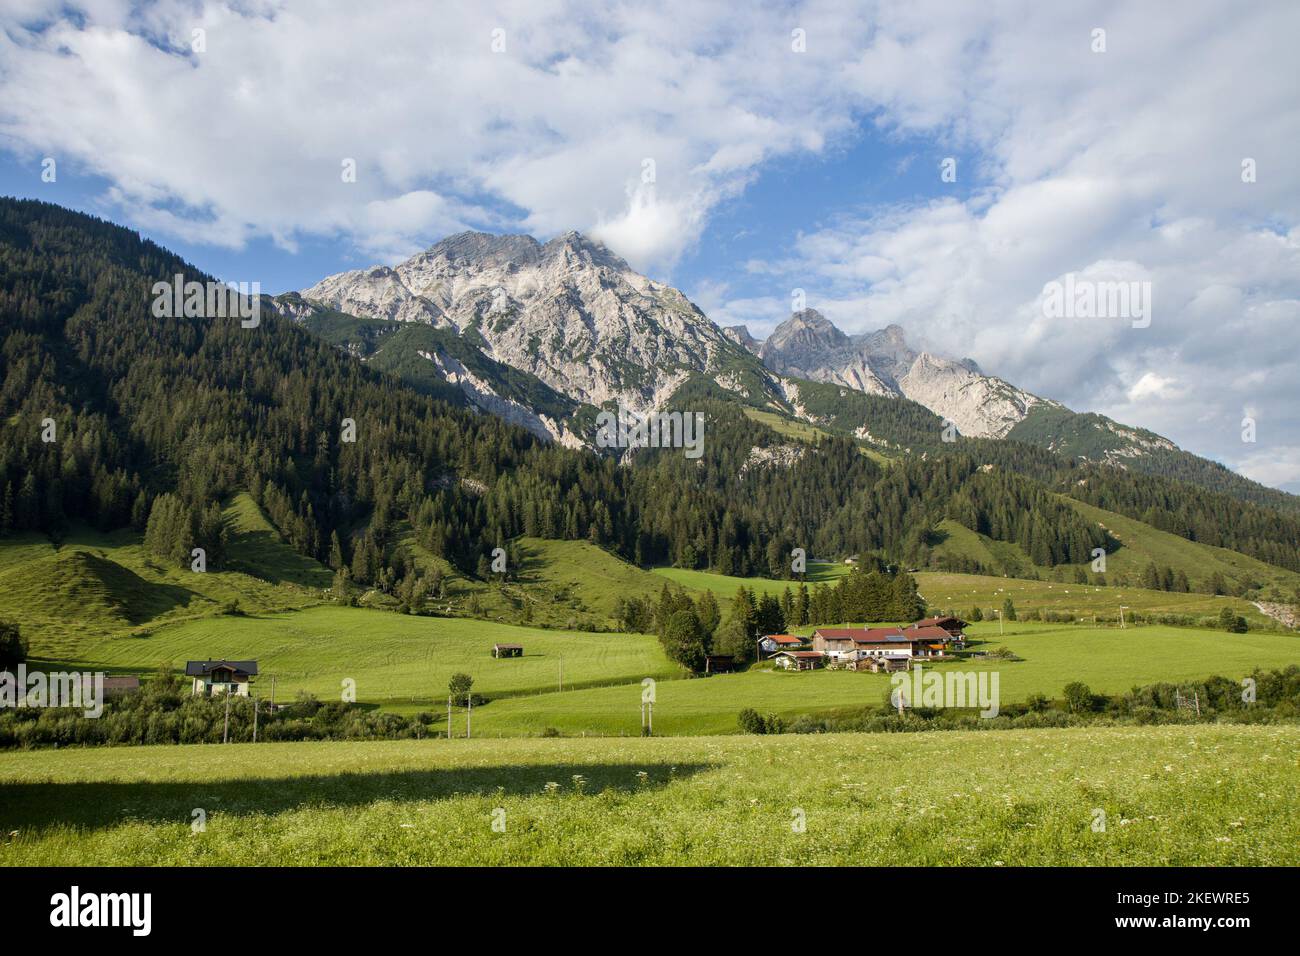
[2, 198, 1299, 595]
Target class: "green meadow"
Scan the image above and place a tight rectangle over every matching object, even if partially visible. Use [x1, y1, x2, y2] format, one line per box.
[466, 622, 1300, 736]
[915, 571, 1272, 624]
[2, 725, 1295, 865]
[652, 561, 847, 600]
[64, 606, 678, 708]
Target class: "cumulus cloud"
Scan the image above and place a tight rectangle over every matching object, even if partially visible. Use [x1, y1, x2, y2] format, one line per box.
[0, 0, 871, 272]
[726, 0, 1300, 490]
[1, 0, 1297, 488]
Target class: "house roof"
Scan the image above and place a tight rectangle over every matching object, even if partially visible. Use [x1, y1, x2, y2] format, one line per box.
[764, 634, 807, 644]
[102, 676, 140, 690]
[816, 625, 955, 644]
[906, 625, 955, 641]
[776, 650, 825, 659]
[493, 643, 524, 650]
[815, 627, 913, 644]
[184, 660, 259, 677]
[911, 616, 967, 629]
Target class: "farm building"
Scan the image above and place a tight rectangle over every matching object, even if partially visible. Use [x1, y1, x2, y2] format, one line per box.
[102, 676, 141, 698]
[704, 655, 735, 673]
[759, 634, 809, 656]
[908, 616, 969, 646]
[492, 643, 523, 658]
[772, 650, 825, 671]
[185, 660, 257, 697]
[812, 625, 954, 662]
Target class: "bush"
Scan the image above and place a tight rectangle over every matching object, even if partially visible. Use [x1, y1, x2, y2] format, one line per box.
[0, 619, 26, 670]
[738, 708, 766, 734]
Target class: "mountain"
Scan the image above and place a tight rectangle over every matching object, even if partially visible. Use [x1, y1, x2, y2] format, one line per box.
[2, 198, 1298, 607]
[722, 324, 760, 353]
[288, 233, 1299, 514]
[299, 230, 776, 417]
[759, 309, 1052, 438]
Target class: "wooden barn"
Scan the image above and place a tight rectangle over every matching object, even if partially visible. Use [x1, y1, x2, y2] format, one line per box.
[492, 643, 523, 658]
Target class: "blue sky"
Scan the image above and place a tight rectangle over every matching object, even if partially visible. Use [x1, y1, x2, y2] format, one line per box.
[0, 126, 973, 314]
[1, 1, 1297, 490]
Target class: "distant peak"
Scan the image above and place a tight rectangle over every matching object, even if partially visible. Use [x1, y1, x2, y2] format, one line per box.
[425, 231, 542, 266]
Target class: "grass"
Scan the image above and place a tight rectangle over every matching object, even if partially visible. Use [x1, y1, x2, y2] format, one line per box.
[64, 605, 680, 708]
[465, 621, 1300, 736]
[916, 571, 1274, 625]
[396, 533, 679, 631]
[1, 724, 1295, 865]
[0, 495, 323, 660]
[742, 406, 891, 465]
[1062, 496, 1300, 599]
[652, 561, 846, 601]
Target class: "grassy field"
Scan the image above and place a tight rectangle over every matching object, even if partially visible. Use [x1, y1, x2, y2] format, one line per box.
[929, 498, 1300, 603]
[62, 605, 679, 708]
[916, 571, 1273, 625]
[1, 725, 1295, 865]
[1063, 497, 1300, 599]
[741, 406, 892, 464]
[396, 531, 677, 632]
[465, 621, 1300, 736]
[652, 562, 847, 600]
[0, 495, 325, 659]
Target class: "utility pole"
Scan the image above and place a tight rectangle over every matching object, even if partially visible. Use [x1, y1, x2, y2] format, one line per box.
[223, 690, 231, 744]
[447, 694, 452, 739]
[467, 693, 472, 739]
[252, 696, 259, 743]
[1119, 605, 1129, 629]
[995, 608, 1003, 635]
[270, 676, 276, 709]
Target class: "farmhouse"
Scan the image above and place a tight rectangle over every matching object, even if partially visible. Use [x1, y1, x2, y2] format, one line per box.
[185, 660, 257, 697]
[812, 625, 954, 663]
[492, 643, 523, 658]
[759, 634, 809, 656]
[772, 650, 824, 671]
[909, 616, 969, 647]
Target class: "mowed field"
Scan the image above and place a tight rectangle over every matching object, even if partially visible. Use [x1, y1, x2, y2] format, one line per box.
[1, 725, 1295, 865]
[64, 606, 679, 707]
[915, 572, 1271, 624]
[467, 622, 1300, 736]
[653, 561, 847, 600]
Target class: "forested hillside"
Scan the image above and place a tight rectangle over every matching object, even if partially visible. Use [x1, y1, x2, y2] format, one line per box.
[1, 198, 1297, 599]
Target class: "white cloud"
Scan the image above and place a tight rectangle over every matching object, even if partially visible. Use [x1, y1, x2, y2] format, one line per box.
[2, 0, 1297, 488]
[722, 0, 1300, 489]
[0, 0, 873, 273]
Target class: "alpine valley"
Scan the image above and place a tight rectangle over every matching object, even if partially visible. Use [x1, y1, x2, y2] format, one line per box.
[2, 197, 1299, 679]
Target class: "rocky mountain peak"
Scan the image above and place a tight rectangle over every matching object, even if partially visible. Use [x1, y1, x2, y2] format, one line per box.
[424, 231, 543, 268]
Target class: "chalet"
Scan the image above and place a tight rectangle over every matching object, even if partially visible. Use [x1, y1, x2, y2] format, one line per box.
[704, 655, 735, 673]
[772, 650, 825, 671]
[812, 626, 953, 662]
[492, 643, 523, 658]
[185, 660, 257, 697]
[759, 634, 809, 656]
[908, 616, 969, 646]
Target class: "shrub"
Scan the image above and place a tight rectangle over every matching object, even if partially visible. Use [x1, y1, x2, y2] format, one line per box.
[738, 708, 767, 734]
